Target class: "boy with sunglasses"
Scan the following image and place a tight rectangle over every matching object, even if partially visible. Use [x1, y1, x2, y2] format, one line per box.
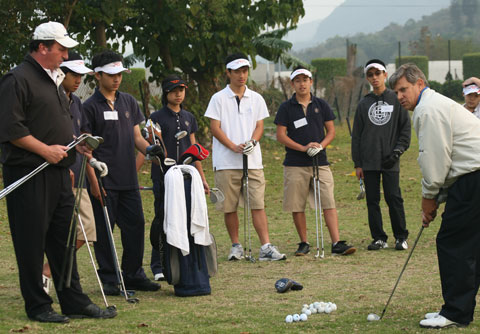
[351, 59, 411, 251]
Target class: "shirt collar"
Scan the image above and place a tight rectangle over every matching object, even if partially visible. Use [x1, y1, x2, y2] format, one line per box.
[226, 84, 251, 98]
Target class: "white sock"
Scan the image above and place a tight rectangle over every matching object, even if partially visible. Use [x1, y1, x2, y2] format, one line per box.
[261, 243, 271, 250]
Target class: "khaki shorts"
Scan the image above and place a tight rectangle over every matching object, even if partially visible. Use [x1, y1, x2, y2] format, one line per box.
[214, 169, 265, 213]
[283, 166, 336, 212]
[74, 188, 96, 242]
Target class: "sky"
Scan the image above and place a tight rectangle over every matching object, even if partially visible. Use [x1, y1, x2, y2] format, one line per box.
[299, 0, 346, 24]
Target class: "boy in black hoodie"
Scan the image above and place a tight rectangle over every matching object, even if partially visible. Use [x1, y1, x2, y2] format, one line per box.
[351, 59, 411, 251]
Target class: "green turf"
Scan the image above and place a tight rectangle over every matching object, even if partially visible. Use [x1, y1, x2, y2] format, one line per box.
[0, 120, 478, 333]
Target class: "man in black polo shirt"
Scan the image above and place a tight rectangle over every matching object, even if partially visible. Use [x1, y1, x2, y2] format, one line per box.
[275, 66, 355, 256]
[0, 22, 115, 323]
[82, 50, 159, 294]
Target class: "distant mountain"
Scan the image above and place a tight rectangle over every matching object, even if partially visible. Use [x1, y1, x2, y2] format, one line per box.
[287, 0, 451, 51]
[293, 0, 480, 66]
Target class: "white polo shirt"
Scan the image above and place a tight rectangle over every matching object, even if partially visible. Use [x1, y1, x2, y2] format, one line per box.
[205, 85, 269, 170]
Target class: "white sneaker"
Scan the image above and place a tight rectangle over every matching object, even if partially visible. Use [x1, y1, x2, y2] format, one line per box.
[42, 274, 51, 294]
[154, 273, 165, 281]
[259, 244, 286, 261]
[228, 244, 244, 261]
[419, 315, 462, 328]
[424, 312, 439, 319]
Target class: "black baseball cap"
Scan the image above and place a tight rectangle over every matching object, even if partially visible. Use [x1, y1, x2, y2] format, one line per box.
[162, 75, 188, 93]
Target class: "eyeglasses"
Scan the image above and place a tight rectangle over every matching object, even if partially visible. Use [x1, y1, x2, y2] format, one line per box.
[367, 70, 383, 78]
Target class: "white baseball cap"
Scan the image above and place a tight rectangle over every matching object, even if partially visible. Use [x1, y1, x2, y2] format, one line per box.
[226, 58, 251, 70]
[60, 60, 93, 74]
[94, 61, 130, 74]
[463, 84, 480, 96]
[33, 21, 78, 48]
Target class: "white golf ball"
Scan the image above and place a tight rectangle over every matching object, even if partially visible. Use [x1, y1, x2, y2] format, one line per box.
[313, 301, 320, 307]
[325, 306, 332, 314]
[317, 305, 325, 313]
[303, 309, 312, 316]
[310, 306, 317, 314]
[331, 303, 337, 311]
[367, 313, 380, 321]
[286, 315, 293, 323]
[302, 307, 309, 314]
[303, 304, 309, 309]
[300, 313, 308, 321]
[320, 302, 327, 307]
[293, 314, 300, 322]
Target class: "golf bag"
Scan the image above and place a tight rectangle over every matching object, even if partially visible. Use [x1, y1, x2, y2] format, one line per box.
[150, 169, 216, 297]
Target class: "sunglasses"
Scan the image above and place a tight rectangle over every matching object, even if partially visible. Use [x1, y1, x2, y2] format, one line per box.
[366, 70, 384, 78]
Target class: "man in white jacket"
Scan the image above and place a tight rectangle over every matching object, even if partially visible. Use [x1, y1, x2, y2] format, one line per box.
[390, 63, 480, 329]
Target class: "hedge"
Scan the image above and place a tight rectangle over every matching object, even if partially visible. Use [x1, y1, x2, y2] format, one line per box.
[311, 58, 346, 81]
[396, 56, 429, 78]
[463, 53, 480, 79]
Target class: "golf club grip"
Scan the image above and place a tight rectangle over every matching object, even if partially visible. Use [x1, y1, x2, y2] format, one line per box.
[243, 154, 248, 177]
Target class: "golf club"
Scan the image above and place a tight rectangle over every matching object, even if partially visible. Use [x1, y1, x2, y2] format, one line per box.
[357, 178, 366, 200]
[0, 134, 102, 200]
[369, 225, 425, 321]
[312, 154, 325, 259]
[175, 130, 188, 162]
[242, 154, 255, 263]
[58, 155, 88, 291]
[210, 187, 225, 204]
[96, 172, 139, 304]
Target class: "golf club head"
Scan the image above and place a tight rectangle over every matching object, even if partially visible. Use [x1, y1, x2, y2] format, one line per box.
[210, 187, 225, 203]
[164, 158, 176, 166]
[107, 305, 117, 312]
[175, 130, 187, 140]
[85, 135, 103, 150]
[120, 289, 135, 297]
[183, 156, 193, 164]
[357, 179, 366, 200]
[127, 297, 140, 304]
[367, 313, 381, 321]
[245, 255, 256, 263]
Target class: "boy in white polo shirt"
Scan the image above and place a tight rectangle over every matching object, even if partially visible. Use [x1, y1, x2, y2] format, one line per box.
[205, 53, 286, 261]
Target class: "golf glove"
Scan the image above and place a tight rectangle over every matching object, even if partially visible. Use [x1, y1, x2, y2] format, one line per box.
[243, 139, 257, 155]
[89, 158, 108, 177]
[381, 148, 403, 169]
[306, 145, 323, 157]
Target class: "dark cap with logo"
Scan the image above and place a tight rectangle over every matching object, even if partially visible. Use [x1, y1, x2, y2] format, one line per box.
[162, 75, 188, 93]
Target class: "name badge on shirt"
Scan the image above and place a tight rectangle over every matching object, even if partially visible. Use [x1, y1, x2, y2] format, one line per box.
[381, 105, 393, 113]
[104, 111, 118, 120]
[294, 117, 308, 129]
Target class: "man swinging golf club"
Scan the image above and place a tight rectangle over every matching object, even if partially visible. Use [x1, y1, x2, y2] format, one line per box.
[205, 52, 286, 261]
[0, 21, 115, 323]
[390, 63, 480, 329]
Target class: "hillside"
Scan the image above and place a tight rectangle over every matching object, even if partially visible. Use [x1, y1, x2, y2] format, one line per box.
[293, 0, 480, 66]
[287, 0, 451, 51]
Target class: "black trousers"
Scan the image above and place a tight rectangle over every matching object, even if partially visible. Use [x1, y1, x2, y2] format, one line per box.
[3, 165, 91, 318]
[364, 171, 408, 241]
[438, 170, 480, 325]
[90, 189, 147, 284]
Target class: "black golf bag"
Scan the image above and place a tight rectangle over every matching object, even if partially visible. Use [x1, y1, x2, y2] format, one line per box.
[150, 172, 216, 297]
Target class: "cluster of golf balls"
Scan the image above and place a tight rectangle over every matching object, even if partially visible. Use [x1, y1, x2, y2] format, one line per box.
[285, 301, 337, 323]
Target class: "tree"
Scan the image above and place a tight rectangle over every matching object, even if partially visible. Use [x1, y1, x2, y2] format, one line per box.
[123, 0, 305, 131]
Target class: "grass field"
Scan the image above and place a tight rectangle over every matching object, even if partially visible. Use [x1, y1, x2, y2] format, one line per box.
[0, 120, 478, 333]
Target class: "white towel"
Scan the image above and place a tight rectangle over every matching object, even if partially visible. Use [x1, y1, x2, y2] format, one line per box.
[164, 165, 211, 256]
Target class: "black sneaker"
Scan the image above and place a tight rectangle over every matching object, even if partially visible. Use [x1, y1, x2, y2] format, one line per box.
[395, 238, 408, 250]
[66, 303, 117, 319]
[103, 282, 120, 296]
[332, 241, 356, 255]
[29, 310, 69, 323]
[125, 278, 160, 291]
[295, 242, 310, 256]
[367, 239, 388, 250]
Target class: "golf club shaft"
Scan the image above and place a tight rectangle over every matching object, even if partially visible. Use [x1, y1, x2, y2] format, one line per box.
[312, 155, 320, 258]
[380, 225, 425, 319]
[96, 173, 133, 303]
[243, 154, 253, 262]
[0, 134, 92, 200]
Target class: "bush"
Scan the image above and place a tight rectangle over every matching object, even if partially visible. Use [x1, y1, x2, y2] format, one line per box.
[441, 80, 463, 102]
[119, 68, 146, 102]
[311, 58, 346, 82]
[396, 56, 429, 78]
[462, 53, 480, 79]
[429, 80, 442, 93]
